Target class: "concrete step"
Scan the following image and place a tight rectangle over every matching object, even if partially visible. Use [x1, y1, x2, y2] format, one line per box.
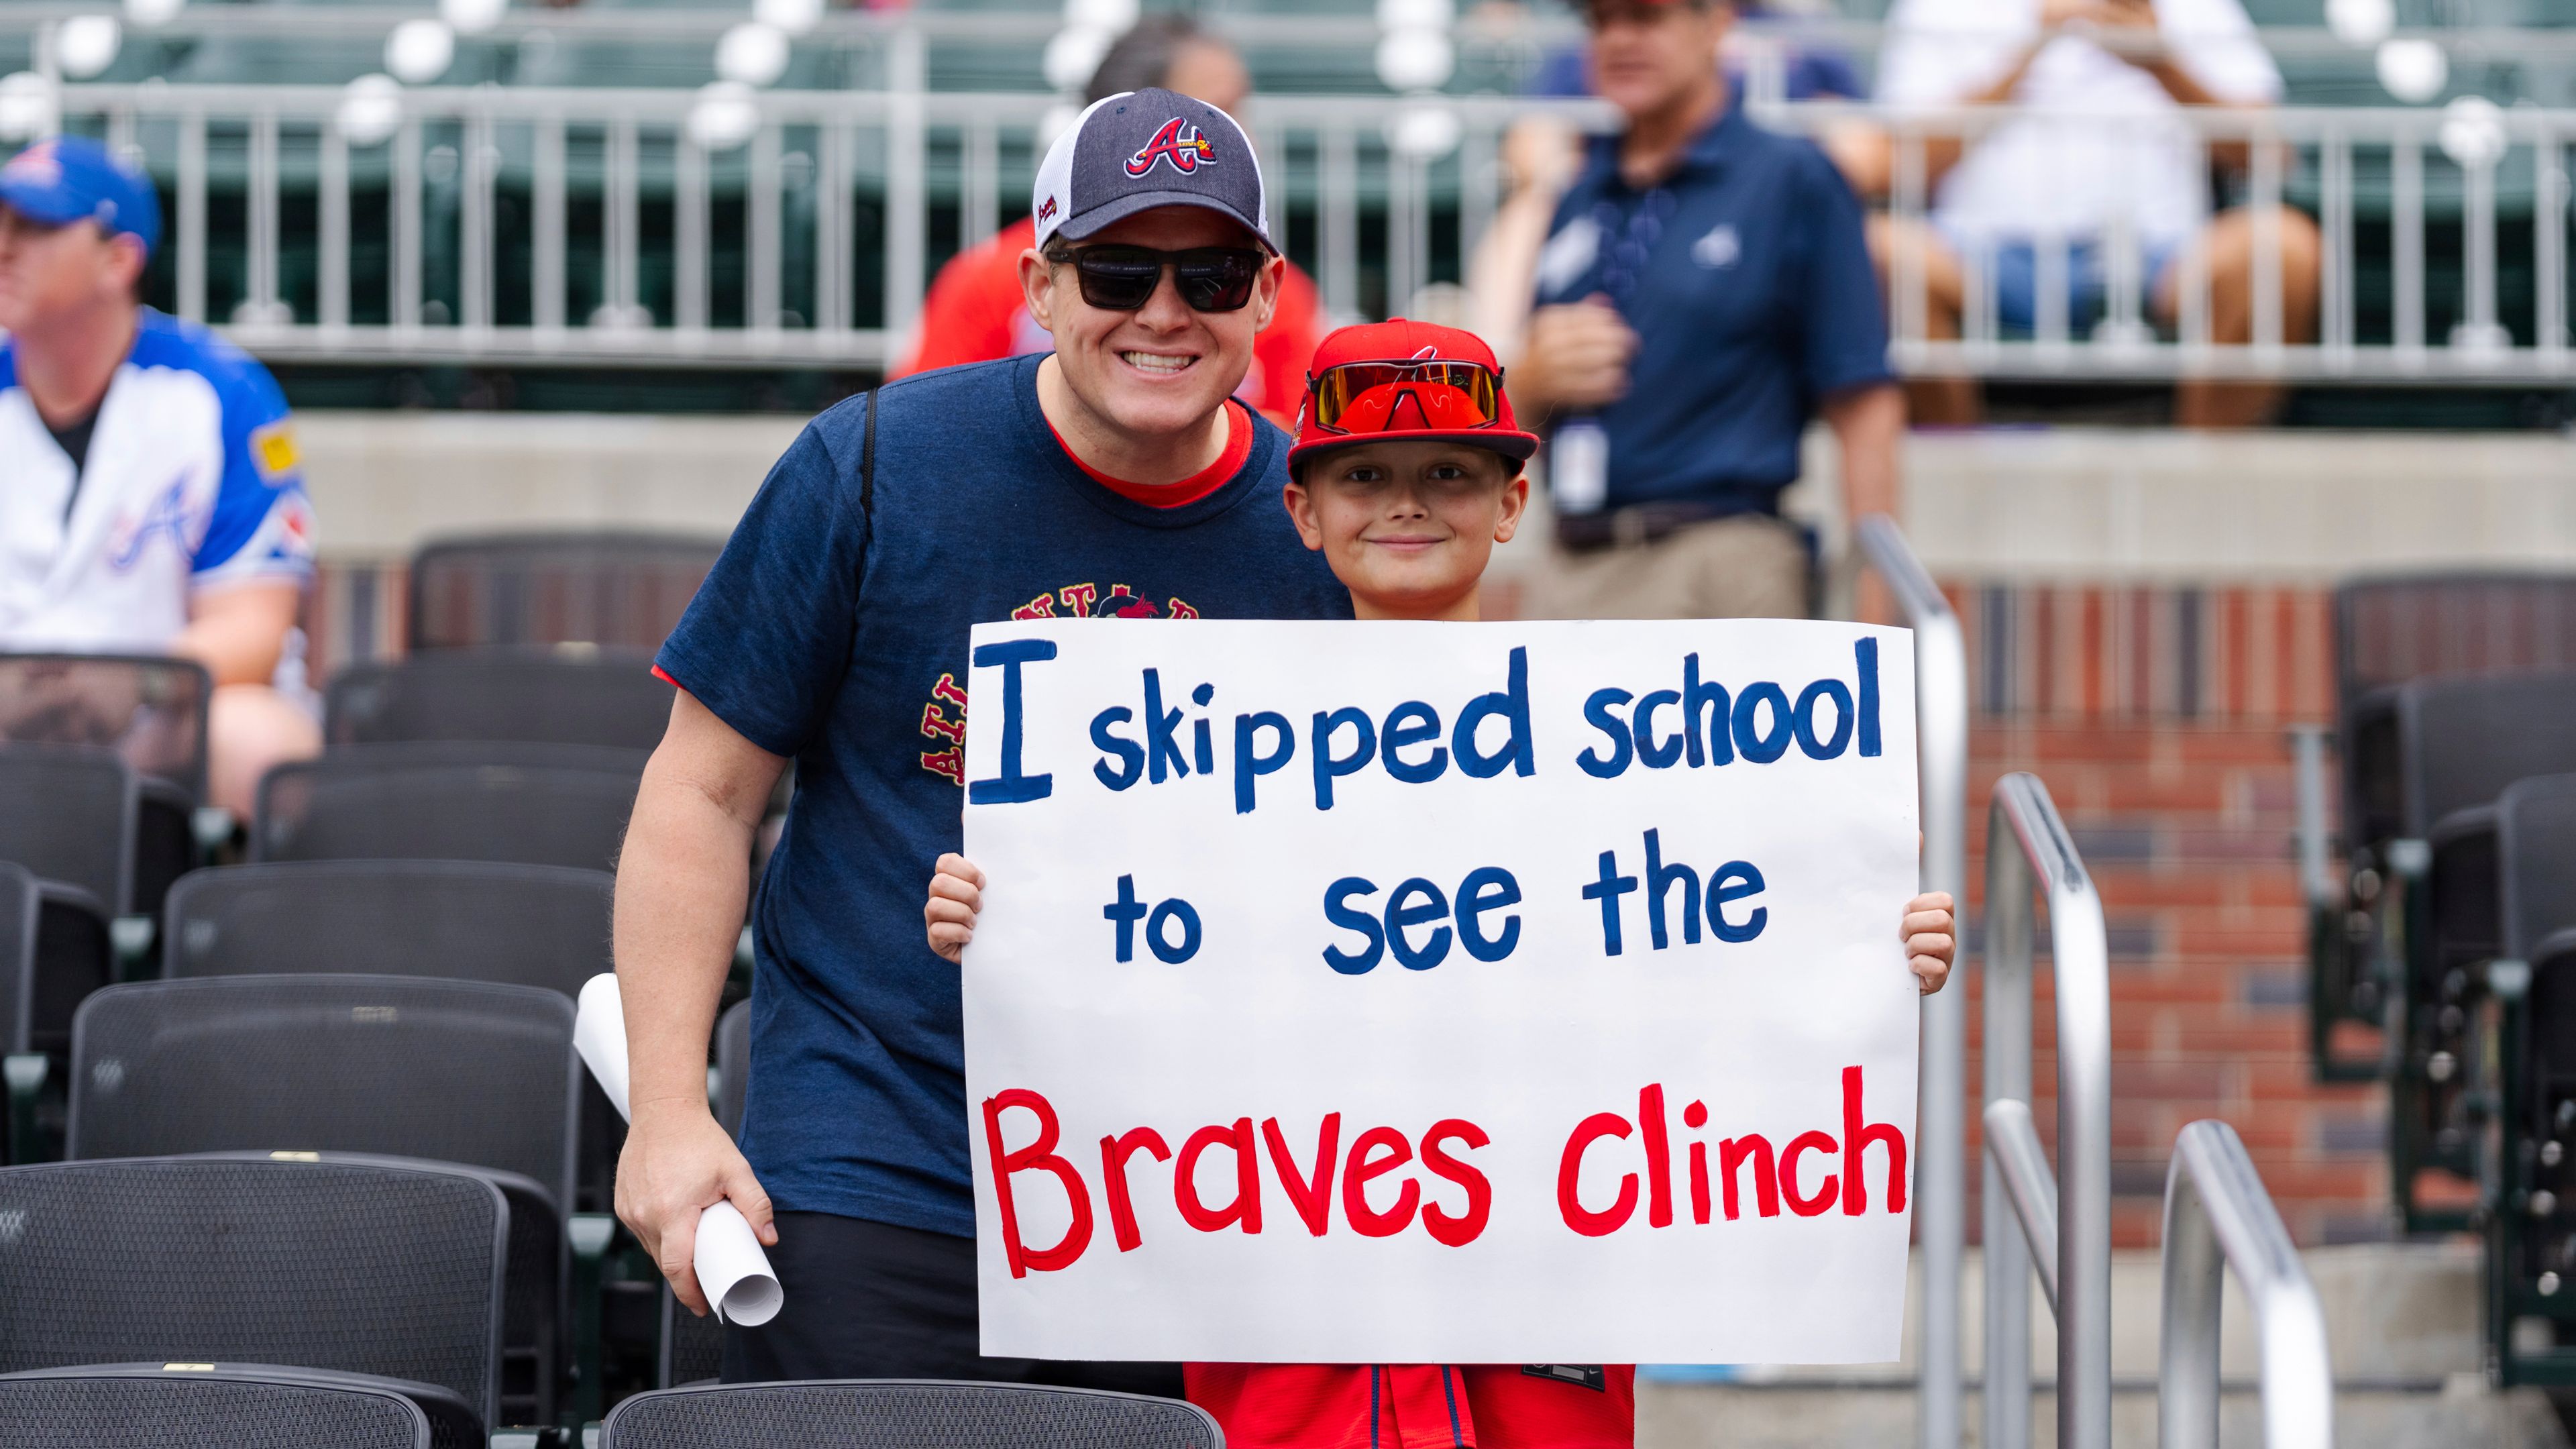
[1637, 1378, 2571, 1449]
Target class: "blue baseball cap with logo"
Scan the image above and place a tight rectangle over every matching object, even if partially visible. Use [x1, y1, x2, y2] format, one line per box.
[0, 136, 161, 257]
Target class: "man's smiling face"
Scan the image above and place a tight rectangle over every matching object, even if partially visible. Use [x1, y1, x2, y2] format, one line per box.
[1023, 205, 1281, 443]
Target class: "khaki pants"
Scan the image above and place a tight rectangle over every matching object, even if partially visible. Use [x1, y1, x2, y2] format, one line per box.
[1519, 513, 1811, 621]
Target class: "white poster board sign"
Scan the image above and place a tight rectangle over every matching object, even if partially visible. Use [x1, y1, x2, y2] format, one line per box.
[960, 619, 1920, 1364]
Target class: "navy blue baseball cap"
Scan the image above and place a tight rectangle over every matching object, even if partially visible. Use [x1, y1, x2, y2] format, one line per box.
[0, 136, 161, 257]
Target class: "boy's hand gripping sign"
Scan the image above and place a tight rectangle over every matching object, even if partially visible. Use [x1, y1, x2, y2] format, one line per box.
[961, 619, 1920, 1364]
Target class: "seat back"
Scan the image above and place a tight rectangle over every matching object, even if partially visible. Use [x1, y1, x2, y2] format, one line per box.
[716, 998, 751, 1140]
[253, 744, 646, 873]
[164, 861, 612, 996]
[0, 863, 33, 1057]
[2398, 671, 2576, 838]
[408, 533, 720, 655]
[0, 1362, 471, 1449]
[600, 1381, 1223, 1449]
[2502, 774, 2576, 963]
[326, 651, 675, 754]
[2336, 574, 2576, 710]
[0, 1155, 506, 1431]
[0, 652, 213, 802]
[0, 743, 134, 914]
[68, 975, 581, 1215]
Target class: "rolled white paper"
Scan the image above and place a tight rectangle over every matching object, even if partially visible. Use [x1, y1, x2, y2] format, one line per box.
[574, 973, 784, 1326]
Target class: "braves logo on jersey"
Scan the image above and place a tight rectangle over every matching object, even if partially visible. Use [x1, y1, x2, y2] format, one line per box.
[105, 478, 197, 573]
[1126, 117, 1215, 178]
[914, 580, 1202, 784]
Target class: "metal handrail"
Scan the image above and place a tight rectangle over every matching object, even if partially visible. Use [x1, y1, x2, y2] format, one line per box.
[1852, 515, 1969, 1449]
[2159, 1120, 2337, 1449]
[1984, 772, 2114, 1449]
[1984, 1098, 2060, 1316]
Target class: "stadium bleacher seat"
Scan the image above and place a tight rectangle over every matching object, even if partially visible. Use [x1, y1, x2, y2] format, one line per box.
[325, 650, 676, 755]
[0, 860, 112, 1167]
[162, 859, 613, 996]
[407, 533, 722, 657]
[0, 1361, 476, 1449]
[599, 1379, 1224, 1449]
[657, 998, 752, 1391]
[0, 743, 142, 918]
[252, 742, 648, 874]
[66, 975, 587, 1426]
[0, 653, 213, 806]
[0, 1154, 509, 1438]
[2487, 773, 2576, 1379]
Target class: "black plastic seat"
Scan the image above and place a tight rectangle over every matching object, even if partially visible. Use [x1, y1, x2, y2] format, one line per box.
[0, 743, 136, 914]
[0, 861, 113, 1163]
[0, 1154, 507, 1436]
[253, 743, 647, 873]
[600, 1381, 1222, 1449]
[659, 999, 753, 1389]
[162, 860, 612, 996]
[0, 652, 213, 804]
[408, 532, 720, 655]
[0, 1362, 478, 1449]
[67, 975, 581, 1425]
[326, 650, 675, 754]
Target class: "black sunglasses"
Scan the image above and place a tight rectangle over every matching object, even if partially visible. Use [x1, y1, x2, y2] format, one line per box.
[1055, 244, 1265, 313]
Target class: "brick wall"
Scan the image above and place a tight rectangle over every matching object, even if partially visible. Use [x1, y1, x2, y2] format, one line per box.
[1951, 582, 2385, 1249]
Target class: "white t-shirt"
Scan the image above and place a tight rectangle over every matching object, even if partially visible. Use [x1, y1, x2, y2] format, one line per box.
[1874, 0, 2283, 252]
[0, 309, 315, 655]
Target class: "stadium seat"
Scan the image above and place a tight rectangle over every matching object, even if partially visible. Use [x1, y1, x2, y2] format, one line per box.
[658, 999, 753, 1390]
[2380, 670, 2576, 1228]
[599, 1380, 1224, 1449]
[326, 649, 676, 754]
[0, 743, 138, 916]
[66, 975, 586, 1426]
[0, 651, 214, 805]
[0, 1154, 508, 1437]
[2487, 773, 2576, 1380]
[252, 743, 648, 873]
[0, 1361, 477, 1449]
[0, 861, 113, 1166]
[407, 532, 722, 656]
[2312, 575, 2576, 1077]
[161, 859, 612, 996]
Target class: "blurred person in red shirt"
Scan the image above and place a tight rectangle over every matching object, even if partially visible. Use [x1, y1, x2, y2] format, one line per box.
[891, 15, 1326, 428]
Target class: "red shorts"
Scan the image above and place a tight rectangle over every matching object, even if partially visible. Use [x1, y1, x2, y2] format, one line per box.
[1185, 1363, 1634, 1449]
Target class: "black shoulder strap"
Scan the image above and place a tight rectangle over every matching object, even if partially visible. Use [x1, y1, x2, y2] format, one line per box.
[859, 386, 879, 518]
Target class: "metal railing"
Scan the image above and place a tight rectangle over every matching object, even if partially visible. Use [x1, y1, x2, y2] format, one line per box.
[1984, 771, 2114, 1449]
[1760, 99, 2576, 384]
[27, 67, 2575, 378]
[2160, 1119, 2337, 1449]
[1852, 516, 1969, 1449]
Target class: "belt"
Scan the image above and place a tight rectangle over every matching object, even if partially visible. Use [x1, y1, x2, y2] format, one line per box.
[1554, 498, 1759, 553]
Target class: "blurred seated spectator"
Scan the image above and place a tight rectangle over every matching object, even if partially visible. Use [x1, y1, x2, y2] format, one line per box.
[889, 16, 1325, 429]
[0, 138, 319, 816]
[1524, 0, 1866, 101]
[1860, 0, 2321, 426]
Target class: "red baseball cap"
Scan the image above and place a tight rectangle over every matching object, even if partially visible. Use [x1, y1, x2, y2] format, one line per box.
[1288, 318, 1542, 478]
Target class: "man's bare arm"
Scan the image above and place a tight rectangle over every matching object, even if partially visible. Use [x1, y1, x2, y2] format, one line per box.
[178, 580, 303, 686]
[1825, 383, 1908, 623]
[613, 686, 790, 1314]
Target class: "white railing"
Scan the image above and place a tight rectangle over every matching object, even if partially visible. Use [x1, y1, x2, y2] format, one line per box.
[33, 70, 2576, 379]
[1763, 99, 2576, 382]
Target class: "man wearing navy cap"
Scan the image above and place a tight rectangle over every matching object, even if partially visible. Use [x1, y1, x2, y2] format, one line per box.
[612, 88, 1346, 1385]
[1511, 0, 1902, 623]
[0, 136, 317, 815]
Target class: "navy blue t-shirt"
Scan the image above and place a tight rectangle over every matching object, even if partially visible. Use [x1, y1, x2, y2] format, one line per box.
[1535, 91, 1892, 515]
[657, 354, 1351, 1236]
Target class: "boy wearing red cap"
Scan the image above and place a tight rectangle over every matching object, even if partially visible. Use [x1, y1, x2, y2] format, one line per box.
[926, 320, 1957, 1448]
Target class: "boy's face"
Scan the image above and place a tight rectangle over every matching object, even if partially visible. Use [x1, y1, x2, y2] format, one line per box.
[1284, 441, 1528, 621]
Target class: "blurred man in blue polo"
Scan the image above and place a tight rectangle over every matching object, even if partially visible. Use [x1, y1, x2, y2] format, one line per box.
[1509, 0, 1900, 623]
[0, 136, 317, 817]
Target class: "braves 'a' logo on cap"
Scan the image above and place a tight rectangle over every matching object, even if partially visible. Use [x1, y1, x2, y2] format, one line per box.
[3, 140, 60, 186]
[1035, 195, 1059, 223]
[1126, 117, 1215, 178]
